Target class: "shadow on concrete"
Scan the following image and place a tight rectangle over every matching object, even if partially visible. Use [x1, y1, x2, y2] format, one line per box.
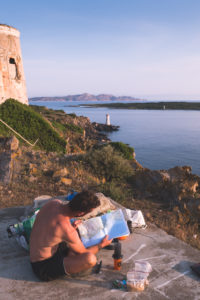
[172, 260, 200, 282]
[59, 268, 124, 290]
[0, 264, 40, 283]
[0, 247, 39, 283]
[63, 277, 112, 290]
[0, 206, 26, 221]
[0, 259, 123, 286]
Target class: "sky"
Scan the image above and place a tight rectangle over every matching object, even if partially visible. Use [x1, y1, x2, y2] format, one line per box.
[1, 0, 200, 99]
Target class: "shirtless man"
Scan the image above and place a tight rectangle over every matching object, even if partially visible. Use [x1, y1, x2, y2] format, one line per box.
[30, 190, 112, 281]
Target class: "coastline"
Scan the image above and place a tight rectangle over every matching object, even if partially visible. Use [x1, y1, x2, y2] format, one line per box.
[0, 102, 199, 251]
[79, 101, 200, 110]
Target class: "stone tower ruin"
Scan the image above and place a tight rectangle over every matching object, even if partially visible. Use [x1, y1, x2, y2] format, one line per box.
[0, 24, 28, 105]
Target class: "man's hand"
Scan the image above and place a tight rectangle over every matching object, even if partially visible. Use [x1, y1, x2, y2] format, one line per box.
[99, 235, 113, 249]
[72, 220, 82, 230]
[86, 235, 113, 254]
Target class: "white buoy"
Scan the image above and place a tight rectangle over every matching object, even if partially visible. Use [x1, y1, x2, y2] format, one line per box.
[106, 114, 111, 125]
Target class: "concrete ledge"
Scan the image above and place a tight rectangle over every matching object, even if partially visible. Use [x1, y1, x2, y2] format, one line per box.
[0, 206, 200, 300]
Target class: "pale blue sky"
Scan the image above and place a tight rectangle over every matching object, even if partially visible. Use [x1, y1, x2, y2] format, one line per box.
[1, 0, 200, 99]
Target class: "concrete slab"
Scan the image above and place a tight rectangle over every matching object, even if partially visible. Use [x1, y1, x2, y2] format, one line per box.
[0, 206, 200, 300]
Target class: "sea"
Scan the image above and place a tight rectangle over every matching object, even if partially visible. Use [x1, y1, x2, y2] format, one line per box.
[30, 100, 200, 176]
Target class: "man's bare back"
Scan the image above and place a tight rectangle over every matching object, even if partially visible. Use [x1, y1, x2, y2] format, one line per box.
[29, 191, 112, 281]
[30, 199, 76, 262]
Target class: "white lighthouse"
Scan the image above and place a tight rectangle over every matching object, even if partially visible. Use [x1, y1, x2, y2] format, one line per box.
[106, 114, 110, 126]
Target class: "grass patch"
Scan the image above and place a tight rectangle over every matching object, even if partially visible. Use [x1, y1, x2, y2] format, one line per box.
[64, 123, 84, 134]
[52, 120, 66, 132]
[0, 99, 66, 153]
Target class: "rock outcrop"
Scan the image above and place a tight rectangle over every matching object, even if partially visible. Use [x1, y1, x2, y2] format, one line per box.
[0, 136, 20, 184]
[92, 122, 119, 132]
[132, 165, 200, 217]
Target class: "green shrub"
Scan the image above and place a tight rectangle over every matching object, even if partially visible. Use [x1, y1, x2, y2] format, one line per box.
[64, 123, 83, 134]
[53, 120, 83, 135]
[68, 113, 77, 118]
[0, 99, 66, 153]
[30, 105, 46, 113]
[52, 120, 66, 132]
[57, 109, 65, 113]
[93, 142, 134, 160]
[99, 181, 132, 203]
[85, 145, 134, 182]
[110, 142, 134, 160]
[31, 105, 65, 115]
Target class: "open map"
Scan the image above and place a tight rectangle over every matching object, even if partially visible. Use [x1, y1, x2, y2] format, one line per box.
[78, 209, 130, 248]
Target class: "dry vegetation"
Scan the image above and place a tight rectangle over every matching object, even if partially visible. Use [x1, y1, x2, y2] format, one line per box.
[0, 102, 199, 251]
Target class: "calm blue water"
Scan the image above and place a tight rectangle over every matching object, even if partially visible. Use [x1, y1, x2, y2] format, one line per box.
[30, 101, 200, 175]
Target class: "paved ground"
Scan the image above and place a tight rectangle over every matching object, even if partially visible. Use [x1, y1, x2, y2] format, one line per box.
[0, 205, 200, 300]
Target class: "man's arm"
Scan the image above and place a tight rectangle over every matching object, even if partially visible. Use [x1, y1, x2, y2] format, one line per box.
[67, 232, 112, 255]
[61, 221, 112, 254]
[62, 223, 87, 254]
[87, 235, 113, 254]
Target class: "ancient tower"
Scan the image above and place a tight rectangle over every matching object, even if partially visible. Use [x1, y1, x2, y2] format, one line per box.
[0, 24, 28, 105]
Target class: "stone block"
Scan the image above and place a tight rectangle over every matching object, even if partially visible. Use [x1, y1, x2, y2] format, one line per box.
[53, 168, 69, 178]
[60, 177, 72, 185]
[0, 136, 19, 151]
[0, 151, 12, 183]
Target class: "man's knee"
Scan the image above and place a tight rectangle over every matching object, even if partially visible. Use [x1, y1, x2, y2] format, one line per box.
[85, 252, 97, 267]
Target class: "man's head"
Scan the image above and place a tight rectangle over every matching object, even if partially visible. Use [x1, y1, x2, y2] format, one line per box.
[68, 190, 100, 216]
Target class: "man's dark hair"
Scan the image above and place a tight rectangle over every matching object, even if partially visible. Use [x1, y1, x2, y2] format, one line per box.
[68, 190, 100, 214]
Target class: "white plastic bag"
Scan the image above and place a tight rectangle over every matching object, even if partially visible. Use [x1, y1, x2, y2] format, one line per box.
[123, 209, 146, 229]
[135, 261, 152, 273]
[126, 261, 152, 292]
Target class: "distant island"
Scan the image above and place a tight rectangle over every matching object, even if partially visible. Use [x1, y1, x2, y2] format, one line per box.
[81, 101, 200, 110]
[29, 93, 141, 102]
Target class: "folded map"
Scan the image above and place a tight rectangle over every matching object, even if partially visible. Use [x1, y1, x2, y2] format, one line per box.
[78, 209, 130, 248]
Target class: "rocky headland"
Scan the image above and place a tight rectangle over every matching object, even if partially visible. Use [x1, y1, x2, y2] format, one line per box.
[0, 99, 199, 251]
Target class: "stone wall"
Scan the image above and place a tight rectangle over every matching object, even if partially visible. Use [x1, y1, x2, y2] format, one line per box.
[0, 24, 28, 105]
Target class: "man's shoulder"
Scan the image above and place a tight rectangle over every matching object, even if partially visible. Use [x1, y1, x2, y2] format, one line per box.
[39, 199, 63, 215]
[45, 199, 63, 208]
[51, 199, 63, 205]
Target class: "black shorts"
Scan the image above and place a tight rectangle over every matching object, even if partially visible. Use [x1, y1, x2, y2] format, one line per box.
[31, 242, 69, 281]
